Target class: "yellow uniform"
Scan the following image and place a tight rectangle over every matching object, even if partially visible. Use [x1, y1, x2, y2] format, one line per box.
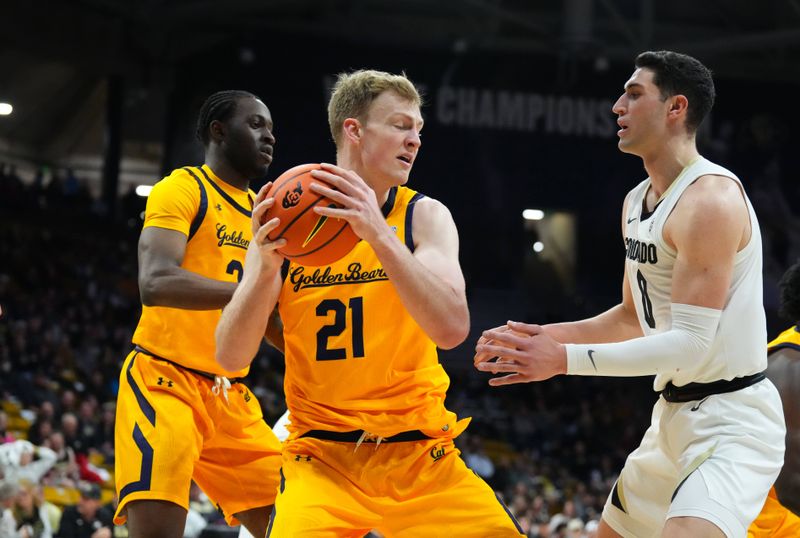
[114, 165, 282, 526]
[748, 326, 800, 537]
[269, 186, 523, 537]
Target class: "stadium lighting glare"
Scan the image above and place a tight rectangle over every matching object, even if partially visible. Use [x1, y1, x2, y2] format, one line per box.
[533, 241, 544, 253]
[136, 185, 153, 197]
[0, 103, 12, 116]
[522, 209, 545, 221]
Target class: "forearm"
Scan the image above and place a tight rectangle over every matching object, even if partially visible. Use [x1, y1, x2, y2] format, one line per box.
[371, 233, 469, 349]
[140, 267, 236, 310]
[566, 303, 721, 377]
[545, 304, 642, 344]
[216, 271, 282, 371]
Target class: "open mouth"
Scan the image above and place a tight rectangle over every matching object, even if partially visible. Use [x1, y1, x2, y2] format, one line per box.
[397, 155, 412, 166]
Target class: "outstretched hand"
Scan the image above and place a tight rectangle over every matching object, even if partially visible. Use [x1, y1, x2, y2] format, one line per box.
[473, 321, 568, 386]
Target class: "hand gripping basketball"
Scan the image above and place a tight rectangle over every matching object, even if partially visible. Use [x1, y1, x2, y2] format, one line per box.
[264, 163, 361, 266]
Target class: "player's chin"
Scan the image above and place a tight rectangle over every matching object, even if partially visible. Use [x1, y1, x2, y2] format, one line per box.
[249, 163, 270, 180]
[393, 170, 411, 185]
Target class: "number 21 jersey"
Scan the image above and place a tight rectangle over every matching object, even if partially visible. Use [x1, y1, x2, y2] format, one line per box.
[278, 186, 465, 440]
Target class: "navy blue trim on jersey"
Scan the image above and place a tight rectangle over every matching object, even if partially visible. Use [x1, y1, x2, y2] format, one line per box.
[118, 423, 154, 502]
[769, 342, 800, 355]
[381, 186, 397, 218]
[639, 186, 663, 221]
[280, 259, 290, 282]
[265, 505, 277, 537]
[405, 192, 424, 252]
[198, 166, 253, 217]
[183, 167, 208, 242]
[494, 492, 524, 533]
[127, 353, 155, 427]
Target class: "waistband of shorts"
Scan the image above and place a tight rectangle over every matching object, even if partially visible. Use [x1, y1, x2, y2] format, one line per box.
[297, 429, 432, 443]
[659, 371, 766, 403]
[133, 345, 245, 385]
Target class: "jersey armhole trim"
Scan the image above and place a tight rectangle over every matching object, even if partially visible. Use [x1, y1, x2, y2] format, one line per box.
[405, 193, 425, 252]
[183, 167, 208, 242]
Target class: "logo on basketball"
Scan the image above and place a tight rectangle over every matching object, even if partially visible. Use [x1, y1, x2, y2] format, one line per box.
[282, 181, 304, 209]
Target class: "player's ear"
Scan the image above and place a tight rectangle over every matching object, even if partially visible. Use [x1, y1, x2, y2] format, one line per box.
[209, 119, 226, 143]
[668, 95, 688, 120]
[342, 118, 362, 142]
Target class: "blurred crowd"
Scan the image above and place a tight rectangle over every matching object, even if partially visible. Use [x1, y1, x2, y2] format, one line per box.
[0, 135, 798, 538]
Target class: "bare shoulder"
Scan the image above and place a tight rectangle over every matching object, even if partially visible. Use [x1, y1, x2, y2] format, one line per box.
[682, 174, 746, 209]
[664, 174, 749, 252]
[410, 196, 458, 249]
[411, 196, 455, 227]
[673, 174, 747, 225]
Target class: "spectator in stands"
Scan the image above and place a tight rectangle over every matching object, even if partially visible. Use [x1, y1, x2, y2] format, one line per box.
[0, 440, 57, 484]
[27, 403, 56, 447]
[55, 482, 112, 538]
[59, 414, 85, 456]
[44, 431, 79, 488]
[1, 480, 20, 535]
[12, 479, 54, 537]
[33, 482, 62, 537]
[90, 403, 114, 465]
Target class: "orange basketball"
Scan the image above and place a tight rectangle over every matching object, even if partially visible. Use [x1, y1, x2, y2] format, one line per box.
[264, 163, 360, 266]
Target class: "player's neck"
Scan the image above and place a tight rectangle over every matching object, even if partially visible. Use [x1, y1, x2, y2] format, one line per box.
[642, 139, 700, 199]
[205, 155, 250, 191]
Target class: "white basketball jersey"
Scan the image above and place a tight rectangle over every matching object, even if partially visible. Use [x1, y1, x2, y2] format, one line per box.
[623, 157, 766, 390]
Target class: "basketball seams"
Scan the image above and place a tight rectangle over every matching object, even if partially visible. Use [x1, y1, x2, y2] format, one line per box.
[268, 194, 328, 242]
[285, 220, 352, 260]
[266, 163, 360, 265]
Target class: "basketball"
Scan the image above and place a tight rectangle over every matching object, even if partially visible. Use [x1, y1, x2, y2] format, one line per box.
[264, 163, 360, 266]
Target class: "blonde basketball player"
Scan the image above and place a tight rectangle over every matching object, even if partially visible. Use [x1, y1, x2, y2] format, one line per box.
[475, 51, 785, 538]
[217, 70, 524, 537]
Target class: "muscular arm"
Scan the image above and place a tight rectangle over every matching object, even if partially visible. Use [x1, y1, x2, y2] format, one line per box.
[476, 175, 750, 383]
[565, 175, 748, 376]
[138, 227, 236, 309]
[310, 165, 469, 349]
[369, 197, 469, 349]
[766, 348, 800, 513]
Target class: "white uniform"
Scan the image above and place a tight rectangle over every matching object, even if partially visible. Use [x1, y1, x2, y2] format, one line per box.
[605, 157, 785, 537]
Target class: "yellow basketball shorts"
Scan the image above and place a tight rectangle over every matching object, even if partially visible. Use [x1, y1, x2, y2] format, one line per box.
[114, 349, 282, 526]
[266, 435, 525, 537]
[748, 487, 800, 538]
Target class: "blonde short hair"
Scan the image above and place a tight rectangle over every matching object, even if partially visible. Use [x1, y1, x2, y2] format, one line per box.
[327, 69, 422, 146]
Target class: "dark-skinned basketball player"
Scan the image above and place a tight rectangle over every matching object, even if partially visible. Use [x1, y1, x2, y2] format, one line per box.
[748, 261, 800, 537]
[216, 70, 524, 536]
[113, 90, 283, 538]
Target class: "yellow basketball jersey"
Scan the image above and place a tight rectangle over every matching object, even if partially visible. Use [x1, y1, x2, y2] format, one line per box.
[278, 186, 466, 439]
[132, 165, 254, 377]
[768, 325, 800, 354]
